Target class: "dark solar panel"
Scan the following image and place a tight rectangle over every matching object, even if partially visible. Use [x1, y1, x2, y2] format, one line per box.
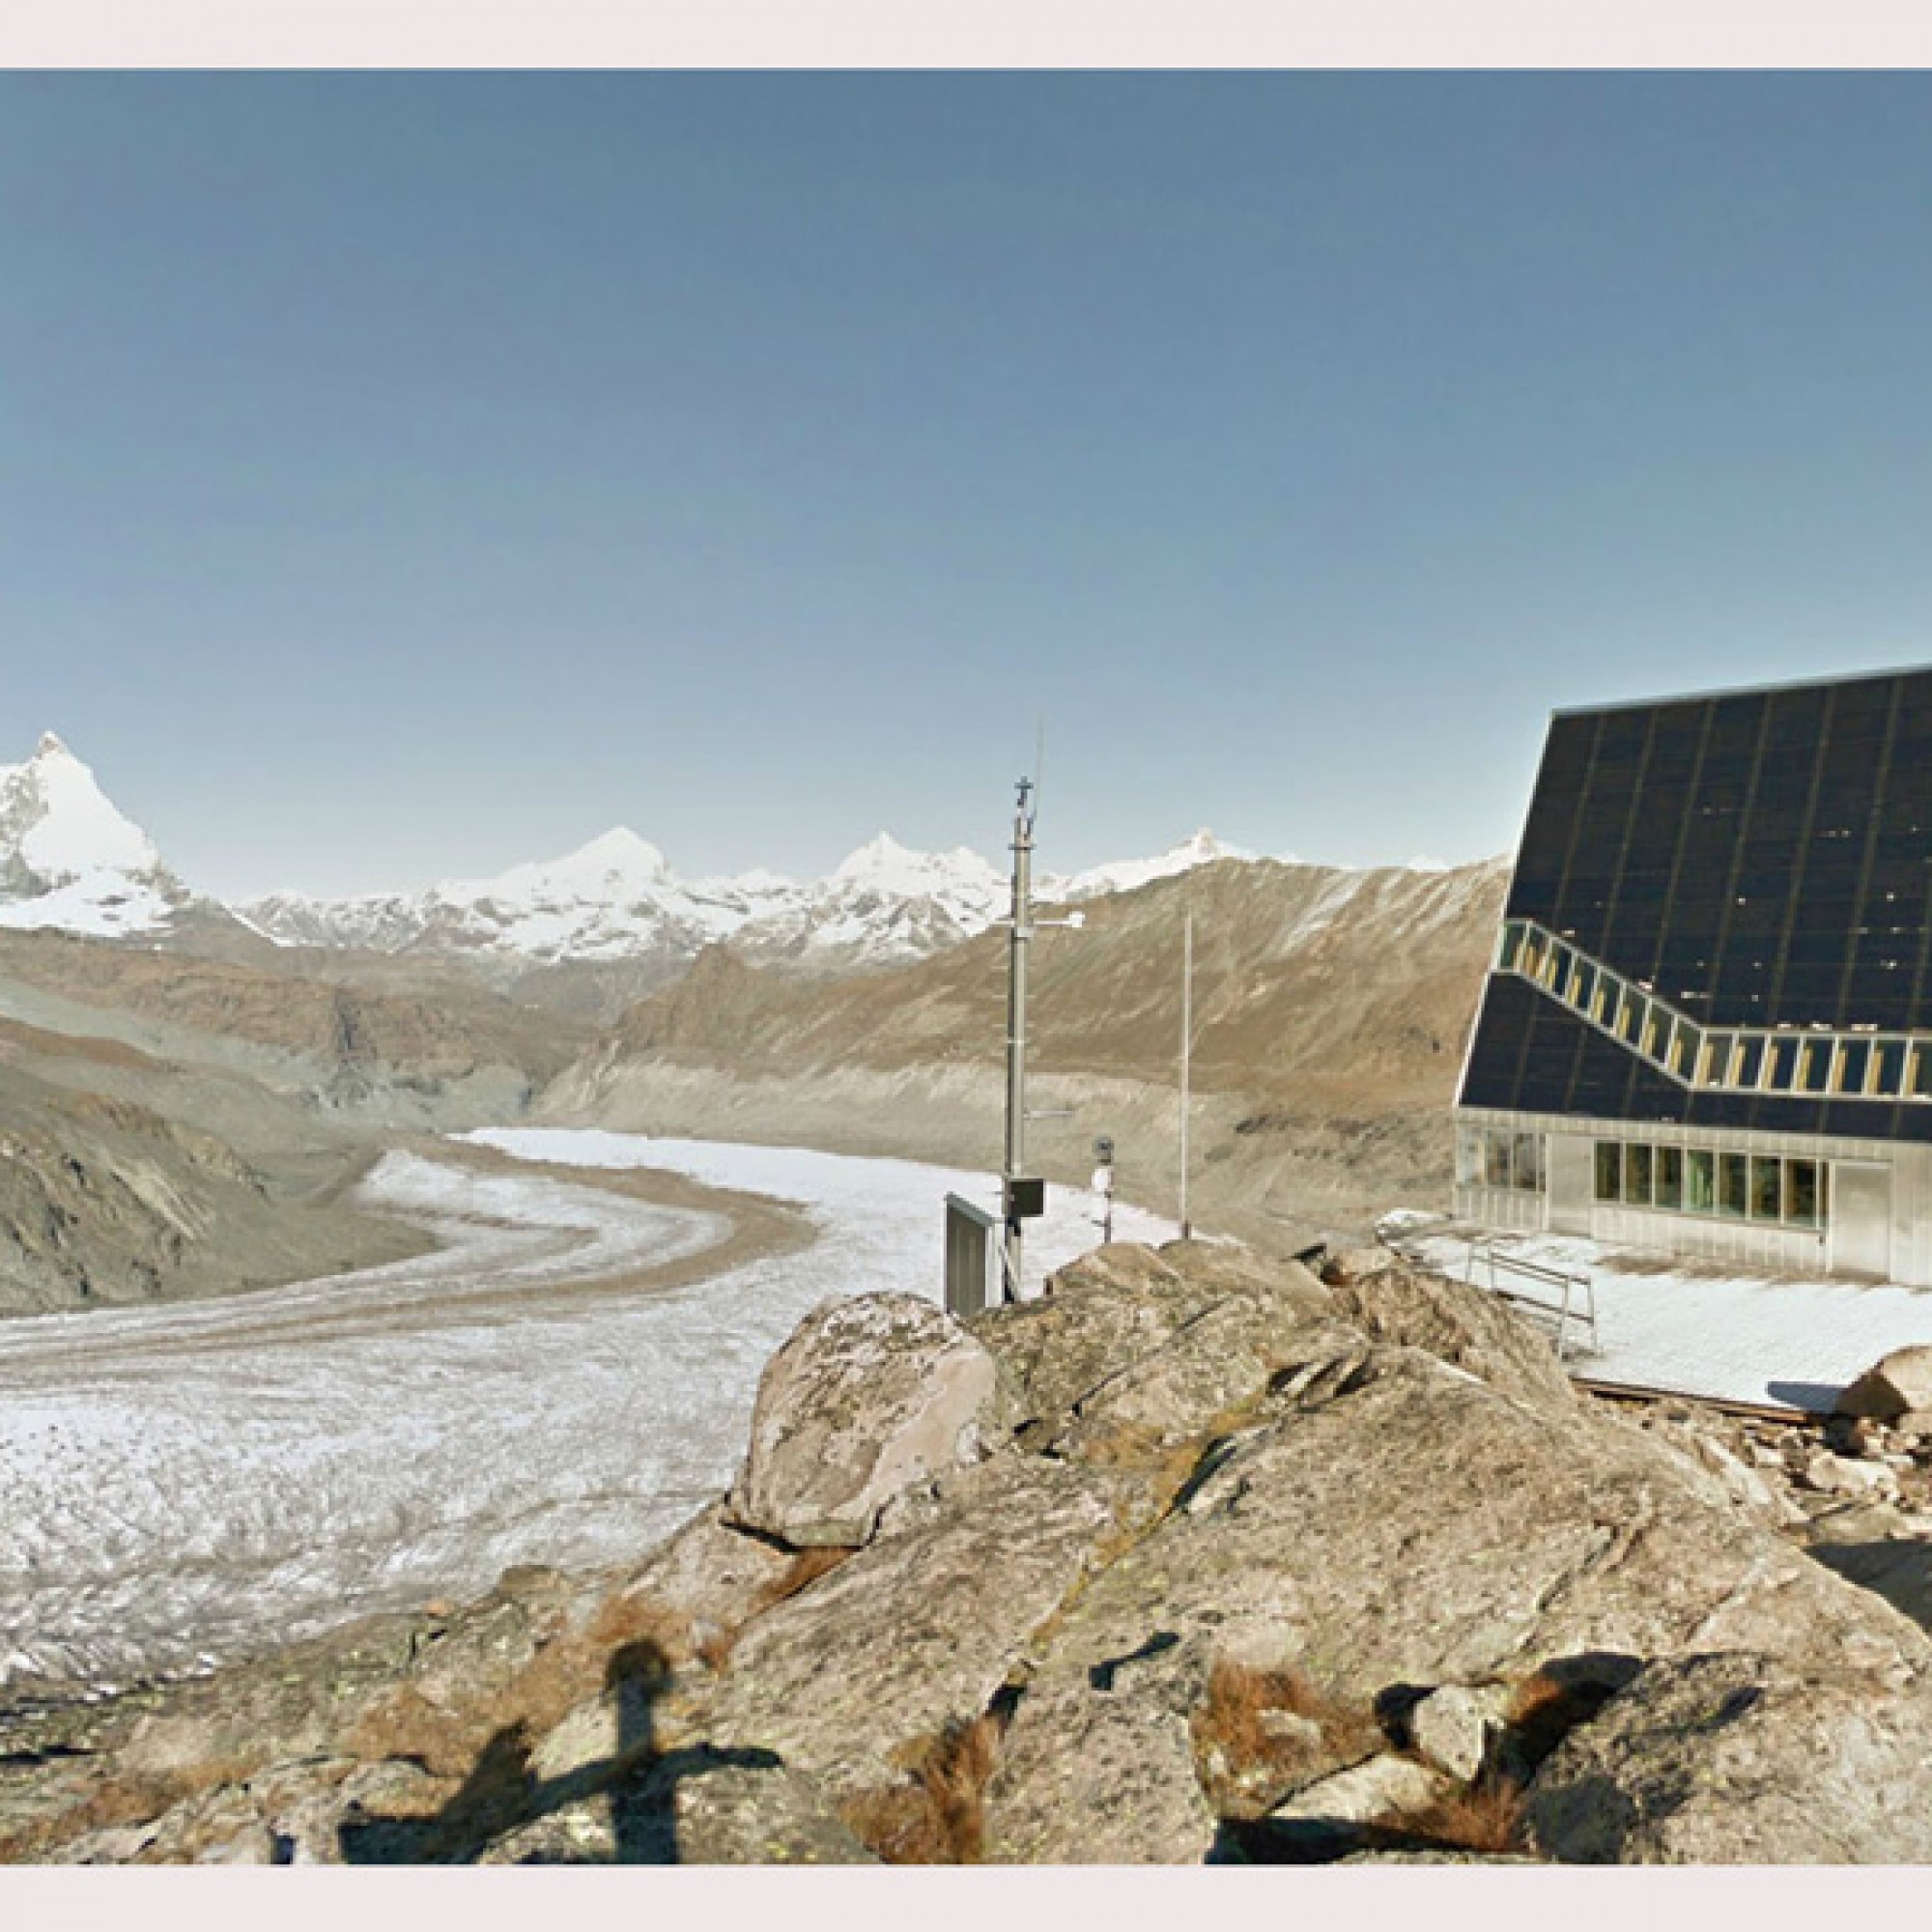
[1464, 667, 1932, 1142]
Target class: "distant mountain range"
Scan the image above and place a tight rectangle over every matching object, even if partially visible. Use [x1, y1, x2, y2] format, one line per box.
[0, 731, 1468, 978]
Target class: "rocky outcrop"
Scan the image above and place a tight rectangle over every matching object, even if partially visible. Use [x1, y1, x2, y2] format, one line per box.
[1526, 1651, 1932, 1863]
[8, 1240, 1932, 1865]
[705, 1454, 1130, 1796]
[725, 1293, 1013, 1548]
[981, 1655, 1219, 1864]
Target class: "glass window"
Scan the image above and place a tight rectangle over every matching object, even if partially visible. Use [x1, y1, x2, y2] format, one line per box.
[1456, 1126, 1484, 1187]
[1838, 1040, 1872, 1096]
[1497, 923, 1525, 972]
[1595, 1142, 1623, 1203]
[1912, 1045, 1932, 1098]
[1485, 1130, 1512, 1188]
[1643, 1009, 1671, 1061]
[1702, 1033, 1735, 1086]
[1820, 1164, 1832, 1227]
[1800, 1039, 1833, 1094]
[1735, 1037, 1766, 1089]
[1787, 1159, 1820, 1227]
[1669, 1024, 1701, 1080]
[1656, 1146, 1684, 1210]
[1751, 1155, 1783, 1222]
[1514, 1132, 1543, 1192]
[1875, 1040, 1908, 1096]
[1766, 1037, 1801, 1091]
[1573, 961, 1597, 1014]
[1622, 995, 1649, 1047]
[1685, 1148, 1716, 1213]
[1719, 1152, 1749, 1218]
[1626, 1143, 1654, 1207]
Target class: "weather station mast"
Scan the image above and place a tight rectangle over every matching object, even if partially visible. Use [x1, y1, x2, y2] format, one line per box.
[998, 769, 1083, 1300]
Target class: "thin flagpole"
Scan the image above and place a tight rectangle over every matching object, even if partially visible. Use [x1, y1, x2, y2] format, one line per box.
[1179, 909, 1193, 1239]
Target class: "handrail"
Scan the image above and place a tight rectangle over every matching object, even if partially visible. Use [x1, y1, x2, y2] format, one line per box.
[1492, 918, 1932, 1104]
[1463, 1236, 1599, 1363]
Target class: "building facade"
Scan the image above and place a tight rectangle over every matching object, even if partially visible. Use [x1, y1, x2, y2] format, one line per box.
[1456, 665, 1932, 1287]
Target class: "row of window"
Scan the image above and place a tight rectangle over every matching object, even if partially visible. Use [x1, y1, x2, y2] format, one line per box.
[1456, 1126, 1545, 1193]
[1496, 920, 1932, 1101]
[1594, 1142, 1829, 1229]
[1457, 1124, 1833, 1231]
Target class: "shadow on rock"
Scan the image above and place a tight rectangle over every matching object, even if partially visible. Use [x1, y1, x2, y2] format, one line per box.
[338, 1635, 783, 1863]
[1807, 1538, 1932, 1634]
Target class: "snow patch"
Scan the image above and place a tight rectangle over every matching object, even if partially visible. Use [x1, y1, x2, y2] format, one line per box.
[1042, 828, 1249, 900]
[1389, 1219, 1932, 1412]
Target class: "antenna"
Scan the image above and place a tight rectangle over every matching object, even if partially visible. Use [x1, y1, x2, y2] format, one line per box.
[996, 732, 1084, 1303]
[1179, 908, 1194, 1240]
[1001, 774, 1036, 1301]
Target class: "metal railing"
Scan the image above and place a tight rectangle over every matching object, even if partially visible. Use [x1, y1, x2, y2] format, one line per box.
[1493, 917, 1932, 1104]
[1463, 1236, 1600, 1363]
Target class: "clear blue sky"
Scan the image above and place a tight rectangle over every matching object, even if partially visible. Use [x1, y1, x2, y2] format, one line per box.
[7, 71, 1932, 897]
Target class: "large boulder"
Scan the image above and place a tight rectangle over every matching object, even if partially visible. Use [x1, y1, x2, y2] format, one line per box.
[1526, 1651, 1932, 1863]
[1055, 1283, 1330, 1458]
[725, 1293, 1012, 1548]
[1322, 1258, 1575, 1411]
[1837, 1345, 1932, 1425]
[969, 1241, 1331, 1437]
[703, 1455, 1128, 1797]
[608, 1501, 797, 1637]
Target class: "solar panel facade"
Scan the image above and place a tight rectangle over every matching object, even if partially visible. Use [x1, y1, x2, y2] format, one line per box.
[1461, 667, 1932, 1143]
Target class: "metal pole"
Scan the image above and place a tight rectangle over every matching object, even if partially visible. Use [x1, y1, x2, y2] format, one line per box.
[1179, 908, 1193, 1240]
[1003, 778, 1034, 1299]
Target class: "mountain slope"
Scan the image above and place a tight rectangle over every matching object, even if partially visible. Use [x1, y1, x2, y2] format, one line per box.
[545, 854, 1512, 1244]
[0, 925, 590, 1130]
[573, 855, 1504, 1109]
[0, 1048, 427, 1317]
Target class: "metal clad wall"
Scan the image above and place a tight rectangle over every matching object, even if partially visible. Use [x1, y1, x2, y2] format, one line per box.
[1455, 1104, 1932, 1286]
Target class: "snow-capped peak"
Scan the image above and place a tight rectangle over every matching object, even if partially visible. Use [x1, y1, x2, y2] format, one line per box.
[453, 826, 671, 904]
[0, 731, 187, 936]
[829, 832, 1004, 898]
[1045, 827, 1252, 900]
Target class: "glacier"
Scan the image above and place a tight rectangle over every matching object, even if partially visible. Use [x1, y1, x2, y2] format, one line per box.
[0, 1132, 1172, 1693]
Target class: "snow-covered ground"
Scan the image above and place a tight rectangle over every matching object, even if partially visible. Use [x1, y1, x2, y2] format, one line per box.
[1391, 1219, 1932, 1412]
[0, 1133, 1171, 1693]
